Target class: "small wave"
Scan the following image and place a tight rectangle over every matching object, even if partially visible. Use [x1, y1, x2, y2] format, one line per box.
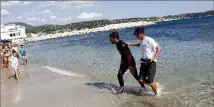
[156, 83, 172, 97]
[43, 66, 85, 77]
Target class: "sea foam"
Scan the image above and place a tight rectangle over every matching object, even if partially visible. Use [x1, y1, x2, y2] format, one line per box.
[43, 66, 85, 77]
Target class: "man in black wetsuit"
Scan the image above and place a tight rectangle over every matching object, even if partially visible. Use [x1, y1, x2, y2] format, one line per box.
[109, 31, 145, 93]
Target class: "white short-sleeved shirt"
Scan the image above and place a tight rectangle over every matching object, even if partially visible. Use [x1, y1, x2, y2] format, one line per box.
[140, 36, 158, 62]
[10, 56, 18, 70]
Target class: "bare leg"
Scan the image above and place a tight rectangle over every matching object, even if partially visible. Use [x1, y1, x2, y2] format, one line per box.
[149, 82, 159, 95]
[139, 80, 159, 95]
[5, 57, 9, 68]
[21, 56, 24, 65]
[15, 69, 19, 80]
[25, 58, 27, 65]
[22, 56, 27, 65]
[0, 54, 3, 67]
[0, 58, 2, 68]
[3, 57, 7, 68]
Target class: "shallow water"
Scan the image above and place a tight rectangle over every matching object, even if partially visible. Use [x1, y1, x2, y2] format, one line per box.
[14, 16, 214, 106]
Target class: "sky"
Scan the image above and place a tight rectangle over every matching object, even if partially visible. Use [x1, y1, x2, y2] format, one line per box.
[1, 1, 213, 26]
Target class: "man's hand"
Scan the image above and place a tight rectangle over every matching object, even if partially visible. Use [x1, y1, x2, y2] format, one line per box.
[125, 42, 131, 46]
[150, 58, 154, 63]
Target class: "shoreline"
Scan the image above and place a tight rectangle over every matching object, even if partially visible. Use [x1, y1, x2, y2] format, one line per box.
[12, 21, 155, 45]
[1, 65, 183, 107]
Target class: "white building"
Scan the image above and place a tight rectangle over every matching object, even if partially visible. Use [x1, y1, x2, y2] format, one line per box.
[1, 24, 27, 40]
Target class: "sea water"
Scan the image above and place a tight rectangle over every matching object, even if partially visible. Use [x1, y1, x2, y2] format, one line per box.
[24, 16, 214, 106]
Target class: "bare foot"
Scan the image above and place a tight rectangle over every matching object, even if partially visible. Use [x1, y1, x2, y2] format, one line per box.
[154, 82, 159, 95]
[150, 82, 158, 95]
[15, 74, 19, 80]
[155, 82, 159, 88]
[15, 76, 19, 81]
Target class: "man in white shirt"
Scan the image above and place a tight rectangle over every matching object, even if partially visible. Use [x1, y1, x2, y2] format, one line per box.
[128, 26, 161, 95]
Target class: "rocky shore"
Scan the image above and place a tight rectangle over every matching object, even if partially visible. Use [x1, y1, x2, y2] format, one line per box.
[12, 21, 155, 44]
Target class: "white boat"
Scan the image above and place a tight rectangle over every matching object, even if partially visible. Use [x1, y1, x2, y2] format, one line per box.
[1, 24, 27, 40]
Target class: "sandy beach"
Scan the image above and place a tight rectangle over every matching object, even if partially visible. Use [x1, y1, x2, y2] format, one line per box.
[1, 65, 186, 107]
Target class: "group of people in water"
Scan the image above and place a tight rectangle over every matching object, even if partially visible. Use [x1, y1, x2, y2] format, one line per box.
[109, 26, 161, 95]
[0, 40, 27, 80]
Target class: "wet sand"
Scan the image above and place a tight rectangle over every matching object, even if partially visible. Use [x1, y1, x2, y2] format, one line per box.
[1, 66, 201, 107]
[1, 66, 120, 107]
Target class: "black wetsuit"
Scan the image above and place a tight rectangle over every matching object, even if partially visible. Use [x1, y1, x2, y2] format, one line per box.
[116, 40, 144, 87]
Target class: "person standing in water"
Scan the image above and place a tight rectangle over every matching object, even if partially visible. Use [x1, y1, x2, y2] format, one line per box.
[20, 45, 27, 65]
[109, 31, 145, 93]
[9, 50, 19, 80]
[128, 26, 161, 95]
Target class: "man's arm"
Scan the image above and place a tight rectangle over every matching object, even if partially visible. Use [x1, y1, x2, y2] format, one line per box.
[124, 50, 132, 66]
[151, 45, 161, 62]
[126, 42, 140, 46]
[120, 43, 132, 66]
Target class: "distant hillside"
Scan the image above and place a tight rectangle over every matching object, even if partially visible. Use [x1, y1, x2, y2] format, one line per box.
[6, 22, 34, 28]
[6, 10, 214, 34]
[6, 22, 38, 33]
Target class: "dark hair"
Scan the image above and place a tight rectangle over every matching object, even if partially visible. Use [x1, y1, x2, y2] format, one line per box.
[133, 26, 145, 35]
[12, 49, 19, 58]
[12, 49, 16, 54]
[3, 44, 9, 49]
[109, 31, 119, 39]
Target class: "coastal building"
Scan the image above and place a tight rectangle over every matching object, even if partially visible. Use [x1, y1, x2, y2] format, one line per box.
[1, 24, 27, 40]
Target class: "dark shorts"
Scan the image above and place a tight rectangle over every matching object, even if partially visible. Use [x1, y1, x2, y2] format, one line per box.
[139, 62, 156, 84]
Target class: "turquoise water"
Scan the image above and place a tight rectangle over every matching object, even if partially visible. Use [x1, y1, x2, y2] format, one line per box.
[23, 16, 214, 106]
